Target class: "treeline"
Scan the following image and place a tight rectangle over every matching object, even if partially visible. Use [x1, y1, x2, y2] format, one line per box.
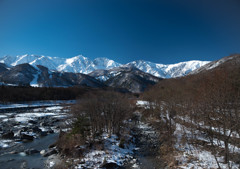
[0, 86, 111, 102]
[142, 66, 240, 168]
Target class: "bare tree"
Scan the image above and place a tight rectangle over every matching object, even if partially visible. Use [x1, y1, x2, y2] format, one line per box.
[71, 91, 132, 138]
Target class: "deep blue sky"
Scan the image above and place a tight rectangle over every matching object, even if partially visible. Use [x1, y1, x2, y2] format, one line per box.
[0, 0, 240, 64]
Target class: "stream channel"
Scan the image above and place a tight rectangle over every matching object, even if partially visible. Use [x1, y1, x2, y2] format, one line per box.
[0, 100, 73, 169]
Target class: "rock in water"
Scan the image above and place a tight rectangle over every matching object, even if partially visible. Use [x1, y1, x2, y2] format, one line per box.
[24, 149, 40, 155]
[42, 149, 57, 157]
[100, 162, 125, 169]
[2, 131, 14, 139]
[20, 134, 34, 141]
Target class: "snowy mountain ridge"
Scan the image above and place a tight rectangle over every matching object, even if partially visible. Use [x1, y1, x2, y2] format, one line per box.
[190, 54, 240, 75]
[0, 54, 209, 78]
[127, 60, 209, 78]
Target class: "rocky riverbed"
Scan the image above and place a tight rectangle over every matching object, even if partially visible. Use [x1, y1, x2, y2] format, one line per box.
[0, 101, 72, 169]
[130, 121, 162, 169]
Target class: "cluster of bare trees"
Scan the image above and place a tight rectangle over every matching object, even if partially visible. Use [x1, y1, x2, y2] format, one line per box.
[143, 79, 186, 165]
[71, 91, 132, 138]
[143, 69, 240, 168]
[193, 71, 240, 168]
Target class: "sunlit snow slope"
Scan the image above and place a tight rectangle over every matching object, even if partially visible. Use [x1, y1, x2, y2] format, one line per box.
[0, 54, 209, 78]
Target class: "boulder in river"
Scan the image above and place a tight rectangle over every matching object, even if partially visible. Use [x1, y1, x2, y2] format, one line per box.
[15, 129, 23, 138]
[28, 120, 37, 124]
[40, 122, 48, 127]
[47, 129, 54, 134]
[2, 131, 14, 139]
[20, 134, 34, 141]
[100, 162, 125, 169]
[42, 148, 58, 157]
[40, 150, 46, 155]
[31, 126, 42, 133]
[40, 131, 48, 137]
[24, 149, 40, 155]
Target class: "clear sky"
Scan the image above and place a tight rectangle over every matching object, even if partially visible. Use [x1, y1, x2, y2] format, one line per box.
[0, 0, 240, 64]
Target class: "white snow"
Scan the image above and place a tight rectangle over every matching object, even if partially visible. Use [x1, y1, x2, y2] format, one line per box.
[136, 100, 149, 107]
[30, 73, 39, 87]
[77, 134, 135, 168]
[0, 140, 12, 148]
[49, 161, 55, 168]
[174, 120, 240, 169]
[14, 112, 56, 122]
[0, 54, 209, 78]
[0, 100, 74, 110]
[45, 106, 63, 111]
[127, 60, 210, 78]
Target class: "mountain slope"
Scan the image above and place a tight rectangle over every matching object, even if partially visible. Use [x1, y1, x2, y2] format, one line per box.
[0, 63, 160, 92]
[0, 63, 105, 87]
[0, 63, 38, 85]
[0, 54, 209, 78]
[105, 67, 162, 93]
[190, 54, 240, 75]
[0, 55, 121, 74]
[88, 66, 135, 81]
[126, 60, 209, 78]
[0, 63, 8, 73]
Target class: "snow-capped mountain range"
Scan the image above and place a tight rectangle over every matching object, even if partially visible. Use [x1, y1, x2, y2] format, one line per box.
[0, 54, 209, 79]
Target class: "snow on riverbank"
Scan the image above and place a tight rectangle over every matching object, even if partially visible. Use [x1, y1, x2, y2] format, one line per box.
[77, 134, 136, 168]
[0, 103, 70, 149]
[0, 100, 75, 110]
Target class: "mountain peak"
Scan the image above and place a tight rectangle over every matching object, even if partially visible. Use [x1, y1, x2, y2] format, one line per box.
[0, 54, 209, 78]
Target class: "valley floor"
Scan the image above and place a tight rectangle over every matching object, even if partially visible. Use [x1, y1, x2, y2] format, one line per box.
[1, 100, 239, 169]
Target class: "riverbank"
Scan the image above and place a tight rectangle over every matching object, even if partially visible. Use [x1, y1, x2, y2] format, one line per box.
[0, 101, 72, 168]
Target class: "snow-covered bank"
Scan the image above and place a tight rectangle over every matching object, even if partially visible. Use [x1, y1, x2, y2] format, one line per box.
[0, 100, 75, 110]
[0, 101, 72, 169]
[77, 134, 136, 168]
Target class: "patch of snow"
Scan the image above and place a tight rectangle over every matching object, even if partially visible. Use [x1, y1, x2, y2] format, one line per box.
[0, 140, 12, 148]
[15, 112, 56, 122]
[30, 73, 39, 87]
[0, 115, 7, 118]
[174, 120, 240, 169]
[77, 134, 135, 168]
[49, 161, 55, 168]
[0, 100, 75, 110]
[45, 106, 63, 111]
